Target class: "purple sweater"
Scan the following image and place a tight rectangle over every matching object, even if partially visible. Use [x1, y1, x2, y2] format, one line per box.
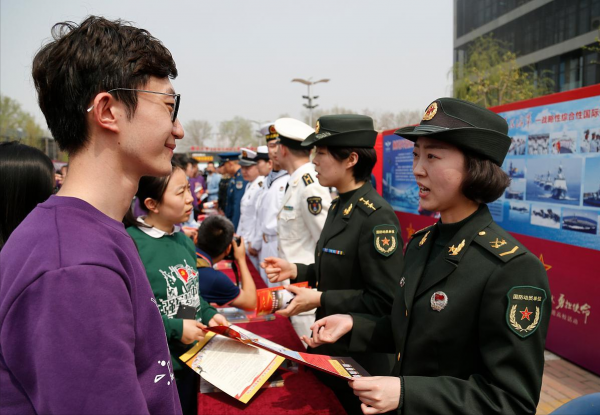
[0, 196, 182, 414]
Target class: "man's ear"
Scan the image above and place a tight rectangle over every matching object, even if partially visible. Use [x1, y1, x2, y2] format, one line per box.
[144, 197, 160, 214]
[225, 245, 232, 255]
[89, 92, 121, 134]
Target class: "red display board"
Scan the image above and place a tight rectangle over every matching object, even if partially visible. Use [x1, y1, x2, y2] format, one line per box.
[383, 85, 600, 375]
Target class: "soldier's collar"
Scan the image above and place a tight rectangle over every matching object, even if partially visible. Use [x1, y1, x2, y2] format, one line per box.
[443, 205, 492, 262]
[340, 181, 373, 219]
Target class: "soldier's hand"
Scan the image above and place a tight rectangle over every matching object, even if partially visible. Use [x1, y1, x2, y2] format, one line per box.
[349, 376, 401, 414]
[261, 257, 297, 282]
[302, 314, 354, 348]
[248, 246, 259, 257]
[276, 286, 321, 317]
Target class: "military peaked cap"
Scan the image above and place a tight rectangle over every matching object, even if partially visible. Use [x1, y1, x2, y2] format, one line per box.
[394, 97, 511, 166]
[302, 114, 377, 148]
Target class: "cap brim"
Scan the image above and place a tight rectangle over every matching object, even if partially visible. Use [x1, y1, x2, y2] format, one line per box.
[302, 130, 377, 148]
[239, 159, 257, 166]
[394, 126, 511, 166]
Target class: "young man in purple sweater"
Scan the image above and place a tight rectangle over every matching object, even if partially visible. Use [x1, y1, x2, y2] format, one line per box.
[0, 16, 184, 414]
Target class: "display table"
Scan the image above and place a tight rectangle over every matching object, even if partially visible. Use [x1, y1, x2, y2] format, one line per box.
[197, 259, 346, 414]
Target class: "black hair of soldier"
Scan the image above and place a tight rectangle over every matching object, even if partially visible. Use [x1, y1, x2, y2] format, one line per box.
[123, 160, 186, 229]
[195, 215, 235, 259]
[0, 141, 55, 250]
[320, 146, 377, 183]
[281, 144, 311, 158]
[32, 16, 177, 155]
[462, 151, 510, 204]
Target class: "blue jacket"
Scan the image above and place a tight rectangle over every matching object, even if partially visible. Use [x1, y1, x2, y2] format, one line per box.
[225, 168, 247, 231]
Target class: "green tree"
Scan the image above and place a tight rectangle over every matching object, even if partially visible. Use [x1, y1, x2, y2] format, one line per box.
[0, 95, 46, 149]
[453, 34, 553, 107]
[219, 116, 259, 147]
[183, 119, 213, 149]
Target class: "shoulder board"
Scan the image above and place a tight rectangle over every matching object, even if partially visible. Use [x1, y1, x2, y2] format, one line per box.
[302, 173, 315, 186]
[196, 258, 211, 269]
[411, 224, 434, 238]
[473, 224, 527, 263]
[356, 196, 382, 215]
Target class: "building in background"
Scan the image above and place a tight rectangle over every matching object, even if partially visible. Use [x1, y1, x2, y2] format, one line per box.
[454, 0, 600, 93]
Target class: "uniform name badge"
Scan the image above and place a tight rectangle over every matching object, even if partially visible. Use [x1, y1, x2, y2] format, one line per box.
[506, 286, 547, 338]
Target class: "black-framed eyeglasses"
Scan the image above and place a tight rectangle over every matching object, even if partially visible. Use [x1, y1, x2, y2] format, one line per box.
[87, 88, 181, 123]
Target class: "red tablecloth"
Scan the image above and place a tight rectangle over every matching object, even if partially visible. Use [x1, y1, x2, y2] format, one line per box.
[197, 259, 346, 414]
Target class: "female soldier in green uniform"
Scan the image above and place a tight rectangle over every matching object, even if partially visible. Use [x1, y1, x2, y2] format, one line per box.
[262, 114, 404, 415]
[305, 98, 551, 415]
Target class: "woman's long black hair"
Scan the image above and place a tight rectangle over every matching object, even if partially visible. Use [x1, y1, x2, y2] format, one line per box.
[0, 141, 55, 250]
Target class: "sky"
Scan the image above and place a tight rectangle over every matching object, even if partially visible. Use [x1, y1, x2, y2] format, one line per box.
[0, 0, 454, 134]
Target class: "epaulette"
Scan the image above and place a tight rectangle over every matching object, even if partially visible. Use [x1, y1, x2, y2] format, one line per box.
[356, 196, 381, 215]
[473, 224, 526, 263]
[302, 173, 315, 186]
[196, 258, 211, 269]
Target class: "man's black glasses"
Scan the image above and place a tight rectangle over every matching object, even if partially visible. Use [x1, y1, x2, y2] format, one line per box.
[87, 88, 180, 123]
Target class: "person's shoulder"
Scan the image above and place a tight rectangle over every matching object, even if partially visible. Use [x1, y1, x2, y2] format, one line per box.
[357, 188, 394, 219]
[472, 221, 530, 264]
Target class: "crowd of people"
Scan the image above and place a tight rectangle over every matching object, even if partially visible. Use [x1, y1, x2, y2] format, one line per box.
[0, 15, 551, 415]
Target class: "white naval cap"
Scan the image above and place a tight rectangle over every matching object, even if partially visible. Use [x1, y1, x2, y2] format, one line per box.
[239, 147, 258, 166]
[256, 145, 270, 160]
[274, 118, 315, 149]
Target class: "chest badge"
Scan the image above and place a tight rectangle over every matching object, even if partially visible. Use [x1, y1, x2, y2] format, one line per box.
[307, 196, 323, 215]
[235, 181, 244, 190]
[373, 224, 399, 257]
[430, 291, 448, 312]
[399, 277, 405, 287]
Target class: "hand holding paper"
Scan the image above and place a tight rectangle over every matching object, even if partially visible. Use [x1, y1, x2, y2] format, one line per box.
[276, 285, 322, 317]
[349, 376, 401, 414]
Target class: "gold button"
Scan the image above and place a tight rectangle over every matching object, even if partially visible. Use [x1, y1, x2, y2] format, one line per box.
[397, 352, 401, 361]
[479, 231, 486, 236]
[405, 309, 408, 317]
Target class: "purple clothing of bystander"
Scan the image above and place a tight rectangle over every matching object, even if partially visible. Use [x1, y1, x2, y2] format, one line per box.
[0, 196, 182, 414]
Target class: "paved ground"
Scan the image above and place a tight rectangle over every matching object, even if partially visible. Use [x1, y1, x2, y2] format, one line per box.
[537, 351, 600, 414]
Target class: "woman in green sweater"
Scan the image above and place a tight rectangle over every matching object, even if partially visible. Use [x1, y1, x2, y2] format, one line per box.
[127, 163, 227, 414]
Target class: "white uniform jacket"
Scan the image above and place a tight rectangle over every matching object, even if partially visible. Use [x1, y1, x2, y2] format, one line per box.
[277, 162, 331, 265]
[237, 175, 265, 243]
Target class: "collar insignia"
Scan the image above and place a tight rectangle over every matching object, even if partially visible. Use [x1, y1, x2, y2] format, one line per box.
[343, 203, 353, 216]
[448, 239, 465, 256]
[419, 230, 430, 247]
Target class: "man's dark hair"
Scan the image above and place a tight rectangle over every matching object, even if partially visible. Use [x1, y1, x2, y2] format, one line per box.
[196, 215, 234, 258]
[324, 146, 377, 183]
[207, 161, 215, 166]
[32, 16, 178, 155]
[283, 145, 311, 158]
[188, 158, 198, 167]
[462, 152, 510, 204]
[0, 142, 55, 250]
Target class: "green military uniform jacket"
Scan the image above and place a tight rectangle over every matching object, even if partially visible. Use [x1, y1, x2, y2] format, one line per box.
[296, 181, 404, 375]
[349, 205, 551, 414]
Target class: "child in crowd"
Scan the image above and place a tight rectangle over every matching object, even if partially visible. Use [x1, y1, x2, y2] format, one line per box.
[195, 215, 257, 310]
[126, 163, 227, 414]
[0, 141, 55, 250]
